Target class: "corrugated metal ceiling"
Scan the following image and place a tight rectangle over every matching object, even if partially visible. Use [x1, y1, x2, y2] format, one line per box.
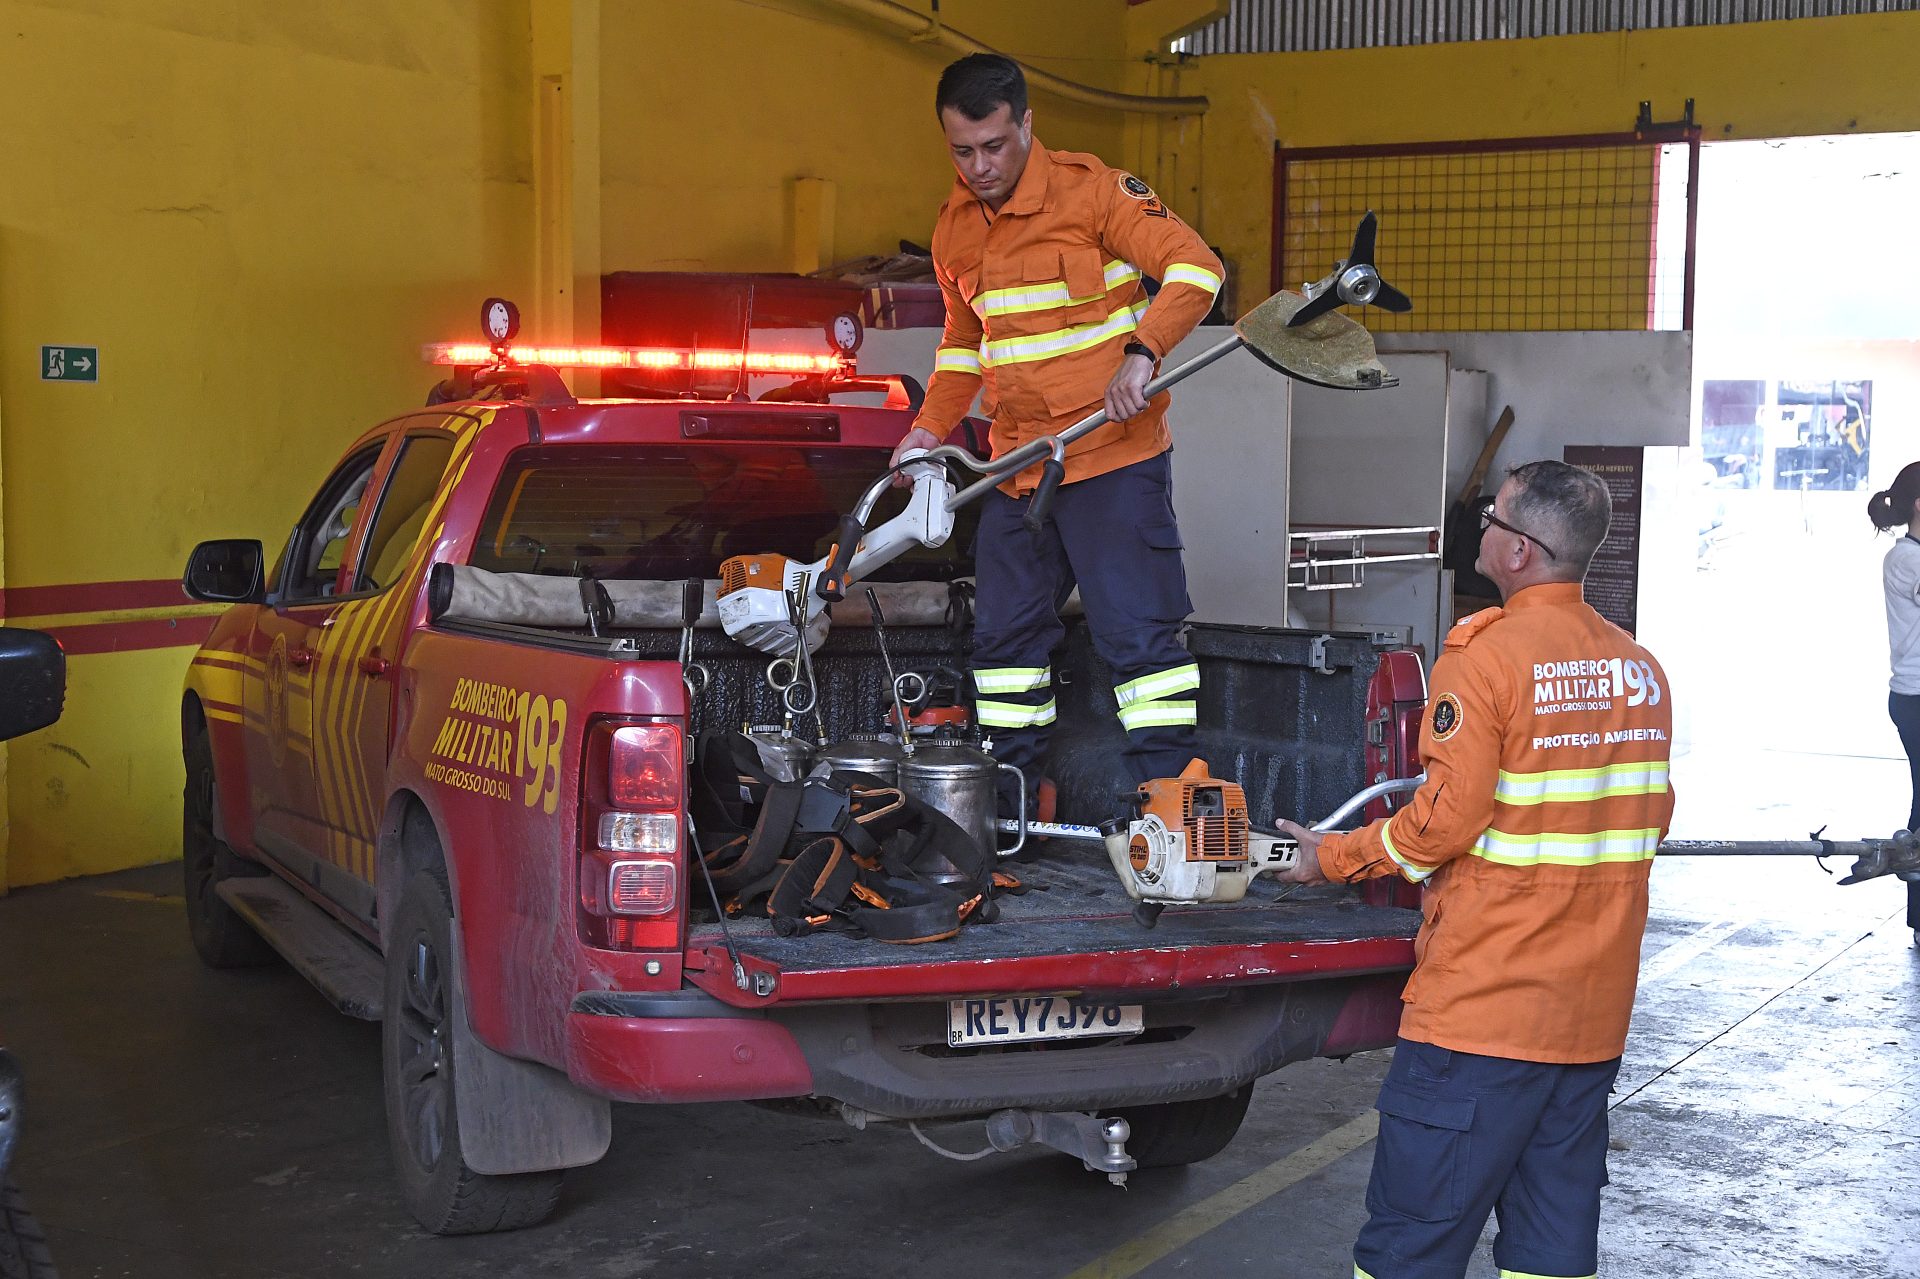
[1177, 1, 1920, 53]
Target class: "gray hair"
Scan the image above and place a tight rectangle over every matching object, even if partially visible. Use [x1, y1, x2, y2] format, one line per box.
[1506, 460, 1611, 578]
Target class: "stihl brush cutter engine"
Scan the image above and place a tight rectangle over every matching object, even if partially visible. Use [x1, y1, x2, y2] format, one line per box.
[1098, 760, 1303, 926]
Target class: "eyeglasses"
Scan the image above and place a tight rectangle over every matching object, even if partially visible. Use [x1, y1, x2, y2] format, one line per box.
[1476, 496, 1558, 561]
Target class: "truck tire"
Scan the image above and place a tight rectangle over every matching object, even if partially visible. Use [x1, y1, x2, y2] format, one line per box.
[382, 867, 563, 1234]
[1111, 1084, 1254, 1170]
[182, 726, 277, 970]
[0, 1181, 57, 1279]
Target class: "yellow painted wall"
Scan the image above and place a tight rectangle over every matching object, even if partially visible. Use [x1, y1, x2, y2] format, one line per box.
[0, 1, 534, 885]
[599, 0, 1133, 272]
[1185, 11, 1920, 306]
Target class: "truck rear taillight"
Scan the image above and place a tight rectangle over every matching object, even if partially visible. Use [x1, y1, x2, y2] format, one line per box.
[580, 717, 685, 951]
[608, 725, 681, 807]
[579, 853, 677, 915]
[597, 811, 677, 853]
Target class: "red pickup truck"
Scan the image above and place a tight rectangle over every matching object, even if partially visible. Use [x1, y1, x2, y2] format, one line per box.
[179, 343, 1427, 1235]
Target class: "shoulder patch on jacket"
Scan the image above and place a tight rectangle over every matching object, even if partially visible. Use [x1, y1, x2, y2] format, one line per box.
[1118, 172, 1156, 201]
[1430, 691, 1465, 742]
[1444, 607, 1504, 650]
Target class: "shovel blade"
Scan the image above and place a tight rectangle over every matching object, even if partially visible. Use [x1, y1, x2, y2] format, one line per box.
[1235, 290, 1397, 391]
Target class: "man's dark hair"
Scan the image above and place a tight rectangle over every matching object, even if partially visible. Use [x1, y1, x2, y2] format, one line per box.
[1506, 459, 1612, 579]
[935, 53, 1028, 122]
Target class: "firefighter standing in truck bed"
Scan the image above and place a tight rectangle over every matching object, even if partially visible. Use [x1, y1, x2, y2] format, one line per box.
[1276, 460, 1676, 1279]
[889, 53, 1226, 811]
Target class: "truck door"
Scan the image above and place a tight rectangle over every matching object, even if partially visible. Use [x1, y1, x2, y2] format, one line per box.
[245, 439, 394, 899]
[305, 420, 464, 908]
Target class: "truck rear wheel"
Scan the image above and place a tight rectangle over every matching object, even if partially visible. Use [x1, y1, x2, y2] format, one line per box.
[1111, 1084, 1254, 1169]
[182, 726, 277, 969]
[0, 1180, 57, 1279]
[382, 868, 563, 1235]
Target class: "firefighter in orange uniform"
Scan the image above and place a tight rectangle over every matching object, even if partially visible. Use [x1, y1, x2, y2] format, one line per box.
[890, 54, 1225, 810]
[1277, 460, 1676, 1279]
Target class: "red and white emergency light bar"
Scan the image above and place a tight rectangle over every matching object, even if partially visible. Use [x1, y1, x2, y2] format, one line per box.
[422, 343, 851, 375]
[424, 296, 864, 377]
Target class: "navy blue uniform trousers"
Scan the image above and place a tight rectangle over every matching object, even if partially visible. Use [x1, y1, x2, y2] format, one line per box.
[1354, 1038, 1619, 1279]
[970, 450, 1199, 801]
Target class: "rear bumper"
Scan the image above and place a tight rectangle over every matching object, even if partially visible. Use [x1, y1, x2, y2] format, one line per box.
[564, 993, 814, 1104]
[563, 972, 1405, 1116]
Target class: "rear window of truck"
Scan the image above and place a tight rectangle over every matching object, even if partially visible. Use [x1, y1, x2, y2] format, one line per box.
[470, 444, 978, 582]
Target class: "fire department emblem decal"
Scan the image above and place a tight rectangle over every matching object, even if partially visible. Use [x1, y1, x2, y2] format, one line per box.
[1430, 692, 1463, 743]
[1119, 173, 1155, 200]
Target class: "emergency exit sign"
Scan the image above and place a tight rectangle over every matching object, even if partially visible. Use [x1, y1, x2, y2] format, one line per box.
[41, 345, 98, 382]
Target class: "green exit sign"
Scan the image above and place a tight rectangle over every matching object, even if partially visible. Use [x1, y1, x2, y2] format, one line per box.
[42, 345, 98, 382]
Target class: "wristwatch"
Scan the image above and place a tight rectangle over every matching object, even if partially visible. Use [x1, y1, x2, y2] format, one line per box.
[1123, 340, 1157, 362]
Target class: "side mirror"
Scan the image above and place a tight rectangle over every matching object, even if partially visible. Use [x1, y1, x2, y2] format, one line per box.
[0, 629, 65, 741]
[183, 540, 265, 604]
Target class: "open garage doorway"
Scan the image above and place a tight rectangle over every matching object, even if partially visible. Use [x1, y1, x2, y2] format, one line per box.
[1640, 132, 1920, 841]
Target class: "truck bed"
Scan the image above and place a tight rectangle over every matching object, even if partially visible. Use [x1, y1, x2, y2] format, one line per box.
[692, 842, 1419, 974]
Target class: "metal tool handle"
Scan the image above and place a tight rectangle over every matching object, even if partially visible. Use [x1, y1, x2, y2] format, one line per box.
[1308, 775, 1426, 832]
[836, 335, 1250, 534]
[997, 763, 1028, 858]
[864, 587, 913, 752]
[943, 334, 1246, 514]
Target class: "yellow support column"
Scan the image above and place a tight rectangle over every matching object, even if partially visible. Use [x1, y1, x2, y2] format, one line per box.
[532, 0, 603, 388]
[787, 177, 838, 276]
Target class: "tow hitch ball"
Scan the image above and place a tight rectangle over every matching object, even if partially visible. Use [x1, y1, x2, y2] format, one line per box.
[986, 1110, 1136, 1187]
[842, 1104, 1137, 1186]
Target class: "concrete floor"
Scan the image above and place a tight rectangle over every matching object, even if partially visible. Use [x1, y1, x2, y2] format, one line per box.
[1, 748, 1916, 1278]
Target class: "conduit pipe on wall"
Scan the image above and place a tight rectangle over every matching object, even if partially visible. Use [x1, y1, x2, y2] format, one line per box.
[818, 0, 1209, 115]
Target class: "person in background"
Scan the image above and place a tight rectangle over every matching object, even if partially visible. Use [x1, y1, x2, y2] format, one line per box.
[1867, 459, 1920, 946]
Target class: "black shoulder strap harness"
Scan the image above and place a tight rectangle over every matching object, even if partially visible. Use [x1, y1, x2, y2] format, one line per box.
[689, 733, 1019, 945]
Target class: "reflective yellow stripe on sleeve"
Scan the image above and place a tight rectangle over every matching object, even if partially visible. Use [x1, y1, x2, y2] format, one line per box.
[935, 347, 982, 375]
[1471, 827, 1662, 868]
[1497, 1269, 1597, 1279]
[1162, 263, 1223, 295]
[1494, 762, 1671, 806]
[1379, 817, 1440, 883]
[976, 699, 1058, 729]
[974, 667, 1050, 695]
[980, 301, 1149, 368]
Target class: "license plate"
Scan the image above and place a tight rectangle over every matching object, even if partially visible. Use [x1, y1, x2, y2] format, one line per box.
[947, 996, 1144, 1047]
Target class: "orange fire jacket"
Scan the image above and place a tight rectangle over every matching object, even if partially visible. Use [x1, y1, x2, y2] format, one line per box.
[1317, 582, 1676, 1064]
[910, 143, 1224, 492]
